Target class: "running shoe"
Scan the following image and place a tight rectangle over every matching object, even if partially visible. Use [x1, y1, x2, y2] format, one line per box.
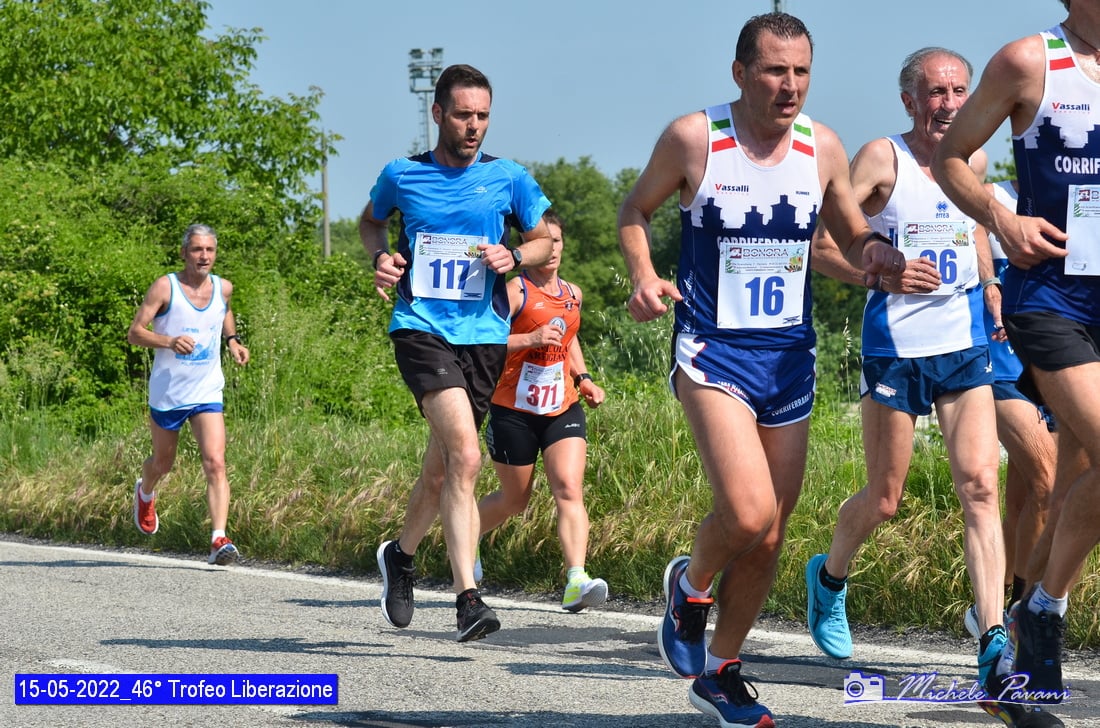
[689, 659, 775, 728]
[208, 536, 239, 565]
[658, 555, 712, 678]
[1014, 597, 1067, 704]
[805, 553, 852, 659]
[965, 603, 981, 640]
[376, 540, 416, 628]
[562, 574, 609, 613]
[456, 589, 500, 642]
[979, 625, 1008, 686]
[981, 670, 1065, 727]
[966, 603, 1010, 641]
[133, 478, 158, 535]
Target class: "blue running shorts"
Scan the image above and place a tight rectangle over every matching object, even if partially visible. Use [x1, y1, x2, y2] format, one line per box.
[150, 402, 223, 431]
[860, 346, 993, 416]
[672, 334, 816, 427]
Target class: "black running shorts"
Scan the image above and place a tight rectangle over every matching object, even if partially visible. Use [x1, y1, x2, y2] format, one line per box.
[390, 328, 507, 428]
[1004, 310, 1100, 405]
[484, 402, 587, 466]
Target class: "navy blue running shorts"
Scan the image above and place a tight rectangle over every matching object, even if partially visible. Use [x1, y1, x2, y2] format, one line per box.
[861, 346, 993, 416]
[672, 334, 816, 427]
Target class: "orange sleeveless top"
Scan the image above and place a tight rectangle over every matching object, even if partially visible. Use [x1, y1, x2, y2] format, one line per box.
[491, 273, 581, 416]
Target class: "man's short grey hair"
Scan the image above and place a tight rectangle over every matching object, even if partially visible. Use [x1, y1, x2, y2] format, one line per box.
[182, 224, 217, 249]
[898, 47, 973, 96]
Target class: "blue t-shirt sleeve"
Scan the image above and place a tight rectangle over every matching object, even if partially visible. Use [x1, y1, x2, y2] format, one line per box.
[509, 162, 552, 232]
[368, 161, 403, 219]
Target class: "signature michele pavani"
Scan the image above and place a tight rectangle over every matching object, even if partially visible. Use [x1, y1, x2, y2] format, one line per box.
[843, 670, 1072, 705]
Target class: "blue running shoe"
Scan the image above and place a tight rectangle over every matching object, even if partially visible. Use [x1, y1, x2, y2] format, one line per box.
[689, 660, 775, 728]
[805, 553, 852, 659]
[978, 625, 1007, 686]
[658, 555, 712, 678]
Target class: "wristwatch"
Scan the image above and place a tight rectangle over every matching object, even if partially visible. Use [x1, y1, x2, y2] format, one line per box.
[511, 247, 523, 267]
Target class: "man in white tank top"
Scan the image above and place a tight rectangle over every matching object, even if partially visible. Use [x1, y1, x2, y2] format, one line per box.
[127, 224, 250, 566]
[934, 0, 1100, 716]
[619, 12, 903, 728]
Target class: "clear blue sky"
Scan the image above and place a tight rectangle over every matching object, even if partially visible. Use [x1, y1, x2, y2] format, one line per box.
[204, 0, 1061, 222]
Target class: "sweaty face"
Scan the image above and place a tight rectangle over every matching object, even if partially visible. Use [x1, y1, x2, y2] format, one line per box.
[904, 55, 970, 145]
[433, 86, 491, 165]
[735, 32, 812, 129]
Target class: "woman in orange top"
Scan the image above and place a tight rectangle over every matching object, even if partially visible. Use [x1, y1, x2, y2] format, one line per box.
[476, 209, 608, 612]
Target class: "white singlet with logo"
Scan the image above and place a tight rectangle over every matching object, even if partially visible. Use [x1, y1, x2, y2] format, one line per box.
[862, 135, 983, 358]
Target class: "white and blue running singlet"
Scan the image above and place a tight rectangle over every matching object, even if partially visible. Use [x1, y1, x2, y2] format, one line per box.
[861, 135, 984, 358]
[149, 273, 226, 412]
[987, 181, 1025, 383]
[1007, 26, 1100, 325]
[676, 105, 821, 349]
[369, 151, 551, 345]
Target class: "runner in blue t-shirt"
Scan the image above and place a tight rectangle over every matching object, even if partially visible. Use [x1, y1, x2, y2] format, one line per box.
[360, 64, 552, 643]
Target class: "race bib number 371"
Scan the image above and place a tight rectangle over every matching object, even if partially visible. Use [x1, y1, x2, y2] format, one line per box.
[411, 232, 489, 300]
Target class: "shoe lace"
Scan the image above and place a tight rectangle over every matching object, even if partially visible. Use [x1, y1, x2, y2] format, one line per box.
[675, 597, 712, 642]
[393, 565, 416, 601]
[458, 590, 482, 620]
[715, 663, 761, 707]
[1027, 610, 1065, 654]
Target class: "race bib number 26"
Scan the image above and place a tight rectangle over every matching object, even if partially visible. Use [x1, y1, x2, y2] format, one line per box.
[899, 220, 973, 295]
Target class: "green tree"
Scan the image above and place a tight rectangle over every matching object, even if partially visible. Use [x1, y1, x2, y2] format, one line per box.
[0, 0, 331, 206]
[523, 158, 626, 343]
[320, 217, 369, 267]
[523, 158, 681, 346]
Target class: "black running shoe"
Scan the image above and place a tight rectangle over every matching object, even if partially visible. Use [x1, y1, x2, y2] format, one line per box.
[981, 671, 1065, 727]
[1015, 600, 1066, 704]
[456, 589, 500, 643]
[689, 659, 774, 728]
[377, 540, 416, 628]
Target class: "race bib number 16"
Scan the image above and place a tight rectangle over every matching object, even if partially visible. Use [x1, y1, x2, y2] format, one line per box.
[411, 232, 489, 300]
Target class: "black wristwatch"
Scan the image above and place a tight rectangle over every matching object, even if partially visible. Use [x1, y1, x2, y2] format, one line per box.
[511, 247, 523, 267]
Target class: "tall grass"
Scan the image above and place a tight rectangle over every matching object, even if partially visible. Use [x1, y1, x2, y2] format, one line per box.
[3, 287, 1100, 649]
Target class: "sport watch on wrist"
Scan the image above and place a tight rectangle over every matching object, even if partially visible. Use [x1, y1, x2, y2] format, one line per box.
[511, 247, 523, 267]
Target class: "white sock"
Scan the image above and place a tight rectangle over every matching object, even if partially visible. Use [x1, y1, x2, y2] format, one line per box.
[566, 566, 587, 582]
[679, 572, 712, 600]
[139, 488, 154, 503]
[1028, 583, 1068, 617]
[211, 529, 226, 543]
[704, 652, 735, 675]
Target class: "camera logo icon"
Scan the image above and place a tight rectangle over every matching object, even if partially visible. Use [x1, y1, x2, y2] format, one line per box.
[844, 671, 886, 703]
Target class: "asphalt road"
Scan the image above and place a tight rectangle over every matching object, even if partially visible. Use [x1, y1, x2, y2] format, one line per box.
[2, 537, 1097, 727]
